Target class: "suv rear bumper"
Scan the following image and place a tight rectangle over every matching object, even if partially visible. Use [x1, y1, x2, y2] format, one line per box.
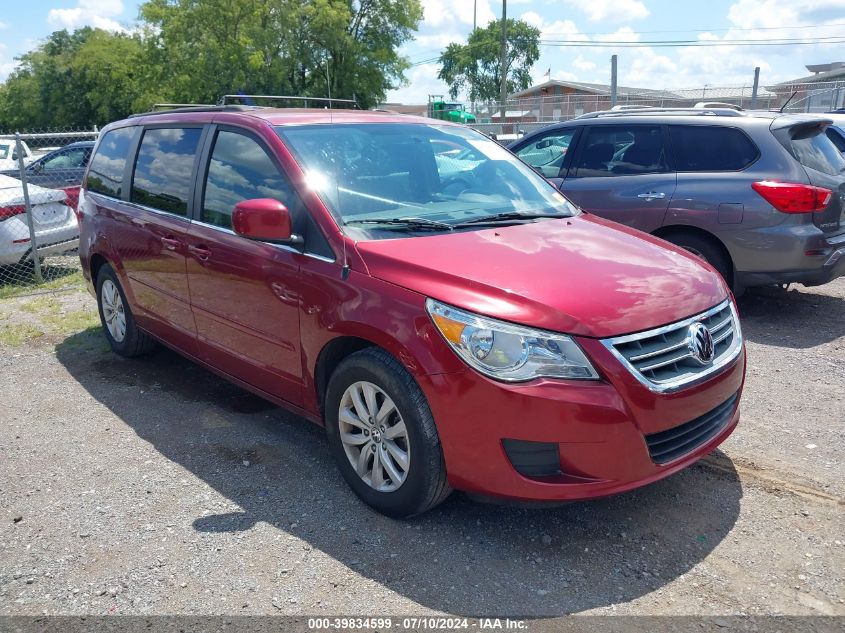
[736, 243, 845, 287]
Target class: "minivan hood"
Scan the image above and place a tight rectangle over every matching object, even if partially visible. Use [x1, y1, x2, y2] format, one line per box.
[355, 214, 727, 338]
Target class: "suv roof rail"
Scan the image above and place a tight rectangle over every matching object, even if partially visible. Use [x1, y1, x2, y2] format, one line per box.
[575, 107, 745, 119]
[129, 104, 261, 118]
[220, 94, 360, 109]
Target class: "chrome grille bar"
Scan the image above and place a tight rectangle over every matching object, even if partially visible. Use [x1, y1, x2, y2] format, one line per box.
[601, 299, 743, 394]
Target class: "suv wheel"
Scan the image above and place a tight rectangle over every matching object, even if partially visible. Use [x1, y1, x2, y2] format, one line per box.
[96, 264, 156, 357]
[325, 348, 451, 518]
[664, 232, 734, 289]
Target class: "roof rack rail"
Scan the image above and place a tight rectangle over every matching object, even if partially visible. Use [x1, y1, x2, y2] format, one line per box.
[220, 94, 360, 109]
[128, 104, 261, 118]
[575, 107, 745, 120]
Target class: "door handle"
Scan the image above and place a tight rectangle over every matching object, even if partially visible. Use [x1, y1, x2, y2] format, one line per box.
[161, 236, 180, 251]
[188, 244, 211, 262]
[637, 192, 666, 200]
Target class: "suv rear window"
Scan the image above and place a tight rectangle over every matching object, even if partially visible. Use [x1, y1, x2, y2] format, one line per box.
[87, 127, 135, 197]
[131, 128, 203, 216]
[670, 125, 759, 171]
[790, 130, 845, 176]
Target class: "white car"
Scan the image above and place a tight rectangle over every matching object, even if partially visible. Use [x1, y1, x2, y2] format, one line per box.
[0, 139, 34, 171]
[0, 174, 79, 266]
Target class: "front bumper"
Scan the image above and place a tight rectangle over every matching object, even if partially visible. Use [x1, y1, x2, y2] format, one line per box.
[419, 339, 745, 502]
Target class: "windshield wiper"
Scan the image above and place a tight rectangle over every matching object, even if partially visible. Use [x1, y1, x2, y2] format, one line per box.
[452, 212, 568, 228]
[345, 217, 454, 231]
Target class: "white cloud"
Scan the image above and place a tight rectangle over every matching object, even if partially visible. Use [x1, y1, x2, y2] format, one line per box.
[572, 55, 597, 72]
[0, 42, 16, 82]
[424, 0, 496, 28]
[386, 63, 450, 104]
[0, 21, 9, 30]
[47, 0, 126, 33]
[563, 0, 650, 22]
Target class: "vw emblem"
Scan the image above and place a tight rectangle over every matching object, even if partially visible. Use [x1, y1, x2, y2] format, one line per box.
[687, 322, 715, 364]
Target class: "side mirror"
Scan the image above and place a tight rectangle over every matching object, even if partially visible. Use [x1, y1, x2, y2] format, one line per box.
[232, 198, 303, 245]
[30, 162, 43, 173]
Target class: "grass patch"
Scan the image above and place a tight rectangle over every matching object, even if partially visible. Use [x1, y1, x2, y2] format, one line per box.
[41, 308, 100, 338]
[0, 270, 86, 300]
[0, 323, 45, 346]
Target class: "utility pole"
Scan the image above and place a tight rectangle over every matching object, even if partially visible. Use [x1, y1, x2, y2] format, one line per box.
[499, 0, 508, 121]
[751, 66, 760, 109]
[473, 0, 477, 31]
[610, 55, 618, 108]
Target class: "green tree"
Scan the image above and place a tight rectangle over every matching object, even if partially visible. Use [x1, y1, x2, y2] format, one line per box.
[139, 0, 422, 109]
[0, 28, 147, 130]
[437, 19, 540, 103]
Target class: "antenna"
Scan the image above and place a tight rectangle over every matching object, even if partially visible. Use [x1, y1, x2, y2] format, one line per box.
[779, 90, 798, 113]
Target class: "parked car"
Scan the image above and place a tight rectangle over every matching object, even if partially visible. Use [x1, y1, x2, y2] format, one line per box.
[0, 141, 95, 212]
[0, 139, 33, 171]
[79, 106, 745, 517]
[0, 174, 79, 266]
[508, 109, 845, 292]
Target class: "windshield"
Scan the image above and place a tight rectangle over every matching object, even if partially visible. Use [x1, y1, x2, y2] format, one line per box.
[0, 144, 9, 160]
[277, 123, 577, 238]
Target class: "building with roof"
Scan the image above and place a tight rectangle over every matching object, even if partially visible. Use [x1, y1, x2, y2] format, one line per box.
[767, 62, 845, 112]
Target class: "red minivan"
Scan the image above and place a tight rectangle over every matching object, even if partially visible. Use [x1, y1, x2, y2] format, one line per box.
[78, 106, 746, 517]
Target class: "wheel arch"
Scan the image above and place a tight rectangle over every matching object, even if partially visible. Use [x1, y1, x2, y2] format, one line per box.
[652, 224, 736, 286]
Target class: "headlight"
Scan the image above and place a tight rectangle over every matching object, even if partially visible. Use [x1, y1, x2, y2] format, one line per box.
[426, 299, 599, 382]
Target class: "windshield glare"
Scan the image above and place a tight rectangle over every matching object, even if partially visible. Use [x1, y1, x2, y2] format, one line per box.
[277, 123, 577, 236]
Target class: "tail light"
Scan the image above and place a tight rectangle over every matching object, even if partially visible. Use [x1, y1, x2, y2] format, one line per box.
[752, 181, 833, 213]
[0, 205, 26, 220]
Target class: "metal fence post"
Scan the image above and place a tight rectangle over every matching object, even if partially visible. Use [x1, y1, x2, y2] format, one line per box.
[15, 133, 43, 283]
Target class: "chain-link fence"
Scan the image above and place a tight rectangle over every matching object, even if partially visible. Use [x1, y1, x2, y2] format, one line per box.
[449, 80, 845, 139]
[0, 128, 98, 292]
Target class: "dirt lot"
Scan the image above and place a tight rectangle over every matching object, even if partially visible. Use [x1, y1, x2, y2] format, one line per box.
[0, 278, 843, 620]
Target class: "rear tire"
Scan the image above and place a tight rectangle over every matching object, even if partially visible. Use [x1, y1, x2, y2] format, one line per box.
[325, 348, 451, 518]
[96, 264, 155, 357]
[663, 231, 734, 290]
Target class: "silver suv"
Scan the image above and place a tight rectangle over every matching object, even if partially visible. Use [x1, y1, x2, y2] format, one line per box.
[508, 109, 845, 292]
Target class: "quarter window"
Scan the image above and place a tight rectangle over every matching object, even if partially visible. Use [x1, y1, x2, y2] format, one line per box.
[515, 129, 576, 177]
[670, 126, 759, 171]
[131, 128, 202, 216]
[574, 126, 667, 177]
[202, 130, 301, 229]
[87, 127, 135, 197]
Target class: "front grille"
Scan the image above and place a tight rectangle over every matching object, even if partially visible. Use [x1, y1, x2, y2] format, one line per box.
[645, 393, 738, 464]
[602, 300, 742, 393]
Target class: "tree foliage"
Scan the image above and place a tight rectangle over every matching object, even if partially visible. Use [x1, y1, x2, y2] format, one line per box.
[438, 19, 540, 103]
[0, 0, 422, 129]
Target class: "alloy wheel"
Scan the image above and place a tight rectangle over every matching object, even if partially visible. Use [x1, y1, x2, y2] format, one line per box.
[337, 381, 410, 492]
[100, 279, 126, 343]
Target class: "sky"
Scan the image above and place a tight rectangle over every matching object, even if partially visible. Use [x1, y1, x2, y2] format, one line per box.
[1, 0, 844, 104]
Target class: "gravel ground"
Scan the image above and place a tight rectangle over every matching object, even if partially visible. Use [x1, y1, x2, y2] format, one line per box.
[0, 278, 843, 620]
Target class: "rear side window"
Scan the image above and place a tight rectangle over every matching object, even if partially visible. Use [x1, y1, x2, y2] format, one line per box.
[131, 128, 202, 216]
[574, 125, 667, 177]
[790, 130, 845, 176]
[825, 127, 845, 153]
[670, 125, 759, 171]
[87, 127, 135, 197]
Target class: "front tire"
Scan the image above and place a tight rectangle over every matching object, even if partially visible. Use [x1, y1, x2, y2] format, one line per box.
[325, 348, 451, 518]
[96, 264, 155, 357]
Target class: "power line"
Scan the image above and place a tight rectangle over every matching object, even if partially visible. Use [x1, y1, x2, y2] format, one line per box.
[409, 33, 845, 66]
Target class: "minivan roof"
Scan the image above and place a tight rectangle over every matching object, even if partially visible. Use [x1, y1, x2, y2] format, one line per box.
[125, 107, 433, 128]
